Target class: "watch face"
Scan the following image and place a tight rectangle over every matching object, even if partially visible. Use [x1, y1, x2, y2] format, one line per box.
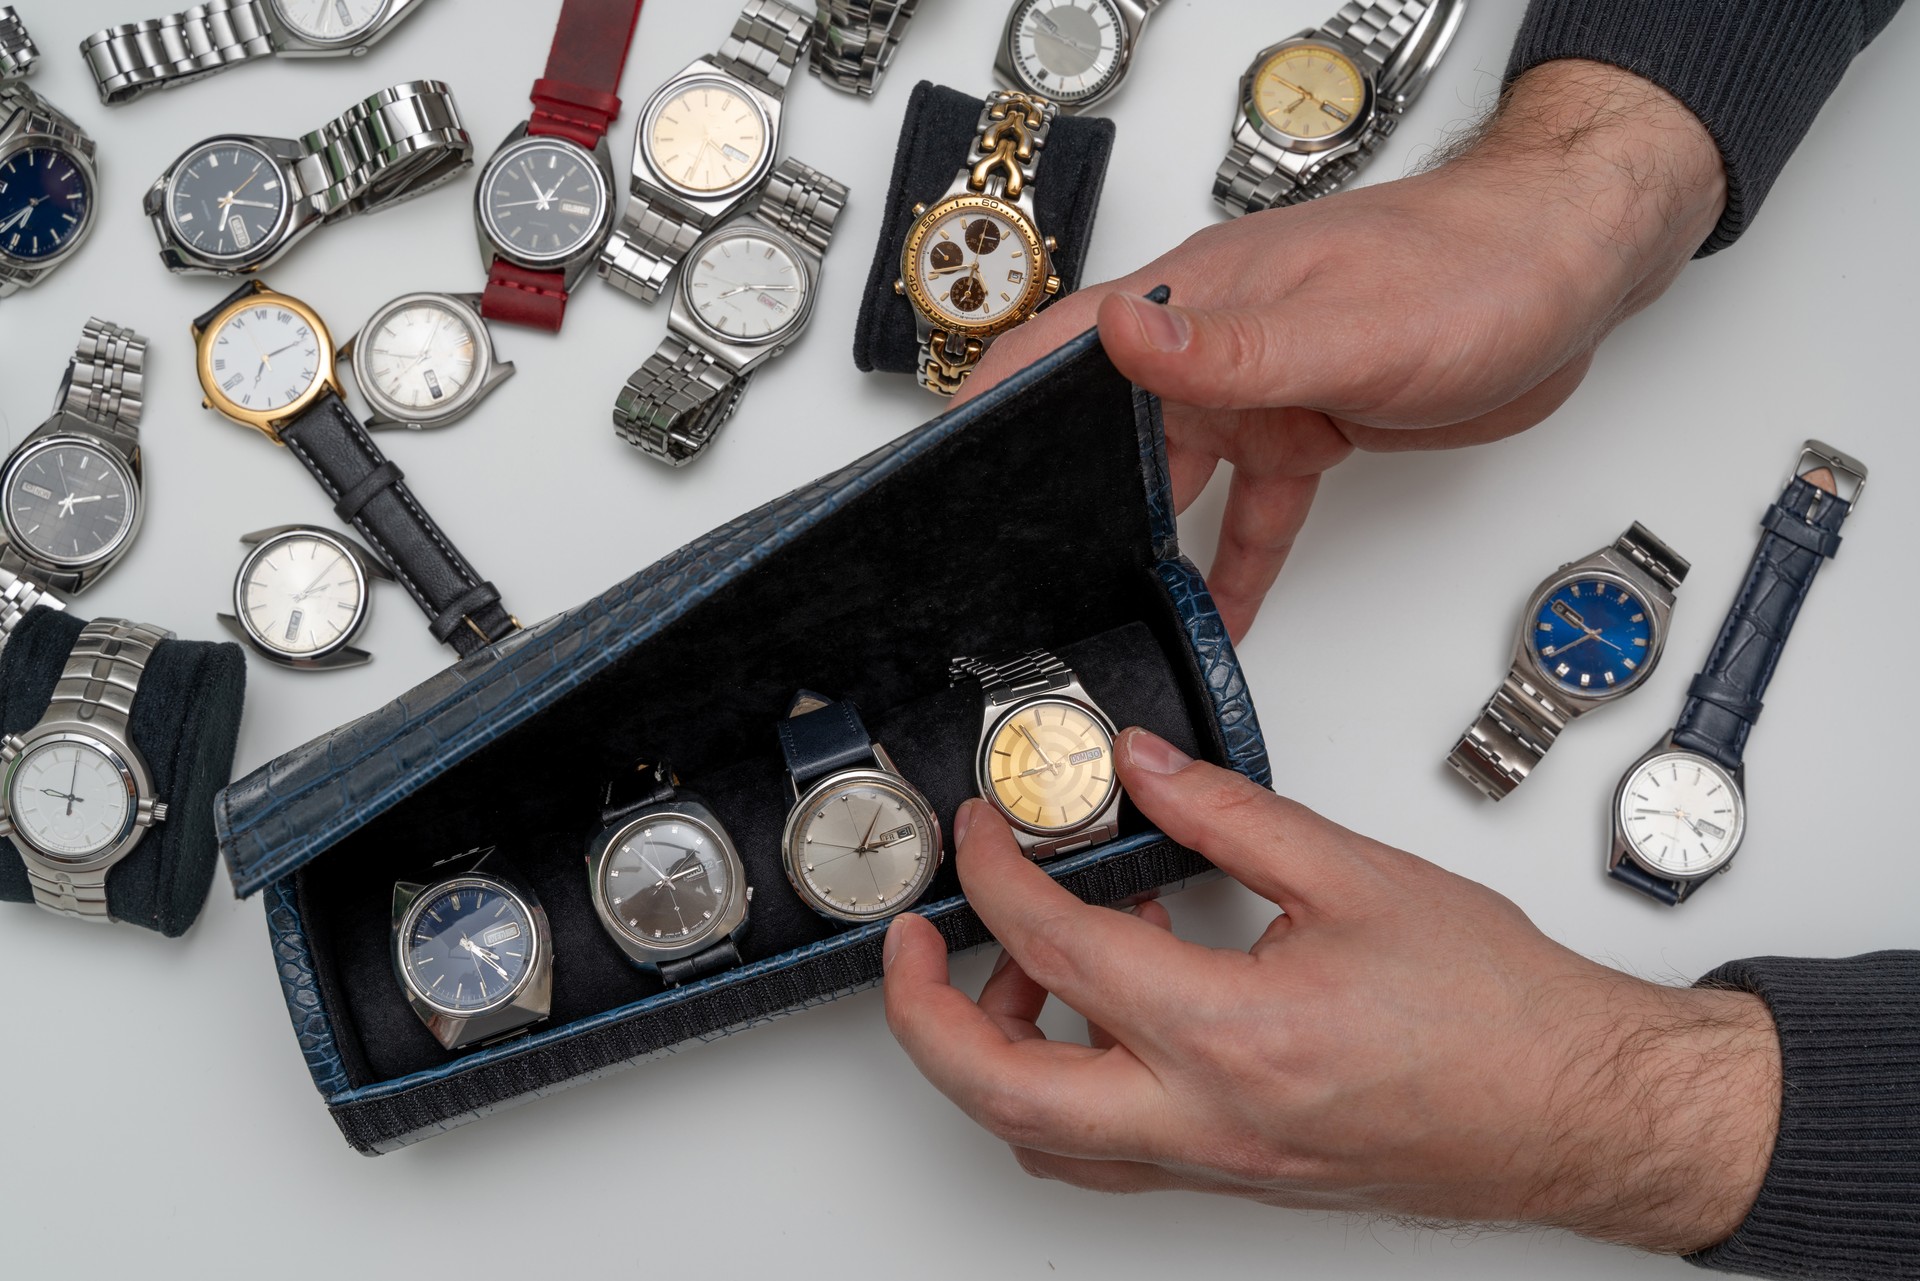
[358, 297, 482, 415]
[479, 137, 609, 267]
[164, 140, 290, 264]
[644, 77, 770, 197]
[269, 0, 387, 43]
[905, 197, 1047, 334]
[1530, 575, 1656, 697]
[0, 145, 93, 262]
[983, 699, 1119, 835]
[787, 775, 940, 922]
[206, 300, 325, 413]
[399, 876, 539, 1015]
[1618, 752, 1746, 880]
[237, 531, 369, 658]
[684, 227, 810, 343]
[600, 812, 739, 950]
[2, 439, 137, 569]
[5, 736, 135, 862]
[1252, 43, 1367, 143]
[1008, 0, 1127, 104]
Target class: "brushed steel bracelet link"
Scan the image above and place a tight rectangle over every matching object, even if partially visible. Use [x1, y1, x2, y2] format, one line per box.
[0, 5, 36, 82]
[47, 619, 171, 736]
[298, 81, 472, 220]
[950, 649, 1074, 703]
[23, 865, 110, 922]
[599, 200, 708, 303]
[1448, 673, 1573, 801]
[1614, 522, 1690, 593]
[612, 335, 748, 466]
[0, 565, 64, 647]
[756, 157, 849, 255]
[810, 0, 919, 97]
[1324, 0, 1429, 73]
[81, 0, 273, 104]
[58, 319, 148, 439]
[712, 0, 812, 96]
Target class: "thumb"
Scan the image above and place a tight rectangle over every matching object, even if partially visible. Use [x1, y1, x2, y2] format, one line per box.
[1098, 292, 1355, 413]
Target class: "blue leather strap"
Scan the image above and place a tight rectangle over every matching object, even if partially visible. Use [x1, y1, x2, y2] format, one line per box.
[777, 692, 875, 788]
[1608, 857, 1685, 906]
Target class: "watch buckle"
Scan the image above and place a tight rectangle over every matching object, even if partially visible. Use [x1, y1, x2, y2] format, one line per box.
[1793, 439, 1868, 512]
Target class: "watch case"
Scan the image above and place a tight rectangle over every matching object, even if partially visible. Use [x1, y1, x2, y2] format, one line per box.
[474, 126, 616, 290]
[993, 0, 1154, 112]
[217, 525, 394, 671]
[587, 795, 750, 968]
[0, 428, 143, 590]
[1509, 543, 1680, 716]
[265, 0, 424, 56]
[145, 135, 319, 276]
[0, 90, 97, 294]
[632, 60, 783, 218]
[1607, 735, 1749, 899]
[340, 291, 515, 430]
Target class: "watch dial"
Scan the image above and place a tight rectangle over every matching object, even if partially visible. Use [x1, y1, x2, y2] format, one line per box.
[790, 780, 938, 921]
[1010, 0, 1125, 104]
[207, 302, 323, 412]
[685, 229, 808, 342]
[401, 877, 538, 1015]
[984, 700, 1118, 834]
[362, 299, 480, 412]
[480, 139, 607, 265]
[1531, 577, 1655, 695]
[269, 0, 386, 42]
[1619, 752, 1745, 879]
[3, 441, 135, 568]
[239, 532, 368, 657]
[646, 79, 769, 196]
[165, 141, 289, 263]
[1253, 44, 1366, 142]
[914, 202, 1042, 328]
[0, 145, 93, 262]
[602, 814, 735, 947]
[5, 738, 134, 861]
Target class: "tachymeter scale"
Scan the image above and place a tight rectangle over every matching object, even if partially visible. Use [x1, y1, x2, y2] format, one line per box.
[166, 141, 288, 262]
[1618, 753, 1745, 879]
[1010, 0, 1124, 104]
[5, 739, 134, 861]
[789, 780, 938, 921]
[2, 441, 135, 567]
[1531, 577, 1655, 695]
[645, 79, 770, 196]
[914, 202, 1041, 329]
[269, 0, 387, 43]
[239, 532, 368, 658]
[603, 815, 734, 946]
[1253, 44, 1366, 142]
[684, 229, 808, 342]
[363, 299, 480, 411]
[207, 303, 324, 413]
[401, 878, 538, 1015]
[480, 139, 607, 265]
[0, 145, 93, 262]
[984, 700, 1117, 833]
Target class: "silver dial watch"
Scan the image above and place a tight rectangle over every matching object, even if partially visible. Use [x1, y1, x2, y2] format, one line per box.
[1, 619, 174, 923]
[145, 79, 473, 276]
[0, 13, 99, 299]
[1, 319, 148, 595]
[81, 0, 433, 105]
[613, 158, 847, 466]
[393, 849, 553, 1051]
[218, 525, 393, 671]
[810, 0, 920, 97]
[340, 291, 515, 430]
[995, 0, 1165, 113]
[0, 564, 66, 655]
[599, 0, 813, 303]
[1214, 0, 1466, 216]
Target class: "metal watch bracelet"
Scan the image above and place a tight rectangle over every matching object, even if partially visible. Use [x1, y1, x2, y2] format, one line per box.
[298, 80, 471, 220]
[57, 317, 148, 442]
[950, 649, 1074, 701]
[0, 5, 37, 81]
[810, 0, 920, 97]
[0, 565, 64, 650]
[82, 0, 272, 104]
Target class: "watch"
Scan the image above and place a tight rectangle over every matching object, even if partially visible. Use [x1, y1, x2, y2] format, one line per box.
[474, 0, 646, 332]
[145, 80, 472, 276]
[895, 89, 1064, 397]
[192, 281, 520, 659]
[598, 0, 812, 303]
[217, 524, 393, 671]
[1607, 443, 1866, 906]
[810, 0, 919, 97]
[0, 619, 173, 922]
[995, 0, 1165, 113]
[340, 291, 515, 430]
[612, 158, 847, 466]
[1449, 523, 1690, 802]
[0, 16, 99, 299]
[82, 0, 433, 104]
[1, 319, 148, 595]
[586, 762, 751, 985]
[392, 848, 553, 1050]
[778, 692, 943, 923]
[0, 564, 65, 654]
[951, 649, 1123, 859]
[1214, 0, 1466, 216]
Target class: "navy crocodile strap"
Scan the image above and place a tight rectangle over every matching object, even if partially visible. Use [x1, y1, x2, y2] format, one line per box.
[777, 691, 875, 788]
[1609, 857, 1684, 906]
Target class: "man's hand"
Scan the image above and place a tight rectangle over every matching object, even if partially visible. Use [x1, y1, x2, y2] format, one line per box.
[883, 729, 1780, 1253]
[955, 60, 1727, 642]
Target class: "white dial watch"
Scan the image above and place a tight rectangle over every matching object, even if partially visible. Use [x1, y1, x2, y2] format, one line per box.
[341, 291, 515, 430]
[994, 0, 1165, 113]
[218, 524, 393, 671]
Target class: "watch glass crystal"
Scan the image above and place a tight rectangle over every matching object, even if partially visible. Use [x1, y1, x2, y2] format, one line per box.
[602, 813, 735, 948]
[6, 738, 133, 861]
[479, 138, 607, 265]
[269, 0, 387, 43]
[1531, 576, 1655, 696]
[0, 145, 93, 262]
[912, 200, 1043, 329]
[685, 228, 808, 342]
[3, 440, 135, 568]
[1252, 43, 1366, 142]
[361, 298, 479, 413]
[400, 877, 537, 1015]
[207, 301, 324, 413]
[790, 779, 938, 921]
[984, 699, 1117, 833]
[238, 531, 367, 658]
[645, 78, 770, 197]
[1009, 0, 1125, 104]
[1619, 752, 1745, 879]
[165, 141, 290, 263]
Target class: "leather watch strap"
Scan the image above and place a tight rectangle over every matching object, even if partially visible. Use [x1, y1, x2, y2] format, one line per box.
[659, 940, 743, 987]
[482, 261, 571, 331]
[528, 0, 646, 148]
[778, 692, 876, 788]
[599, 762, 680, 825]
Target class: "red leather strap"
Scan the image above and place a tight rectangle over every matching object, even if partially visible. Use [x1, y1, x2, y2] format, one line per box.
[528, 0, 646, 147]
[483, 260, 570, 332]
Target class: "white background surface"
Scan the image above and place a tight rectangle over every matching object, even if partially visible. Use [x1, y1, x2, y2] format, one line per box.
[1, 1, 1914, 1277]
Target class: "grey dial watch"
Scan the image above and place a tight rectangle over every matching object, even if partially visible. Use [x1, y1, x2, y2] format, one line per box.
[599, 0, 812, 303]
[810, 0, 920, 97]
[1214, 0, 1466, 215]
[393, 848, 552, 1050]
[995, 0, 1165, 113]
[81, 0, 433, 105]
[1, 619, 174, 923]
[613, 158, 847, 466]
[218, 524, 393, 671]
[145, 79, 473, 276]
[340, 291, 515, 430]
[0, 16, 99, 299]
[0, 564, 66, 655]
[1, 319, 148, 595]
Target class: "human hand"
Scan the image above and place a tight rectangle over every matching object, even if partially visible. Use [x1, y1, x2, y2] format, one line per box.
[883, 729, 1780, 1253]
[955, 60, 1727, 642]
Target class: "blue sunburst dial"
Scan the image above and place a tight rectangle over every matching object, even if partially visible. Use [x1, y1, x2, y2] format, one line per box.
[1531, 578, 1653, 695]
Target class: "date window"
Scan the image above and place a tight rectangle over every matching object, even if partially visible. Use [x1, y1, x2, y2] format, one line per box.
[227, 214, 252, 250]
[1068, 747, 1105, 766]
[283, 609, 304, 643]
[20, 482, 54, 501]
[757, 293, 788, 313]
[885, 824, 916, 845]
[424, 369, 444, 401]
[722, 144, 751, 165]
[560, 201, 592, 217]
[479, 921, 522, 948]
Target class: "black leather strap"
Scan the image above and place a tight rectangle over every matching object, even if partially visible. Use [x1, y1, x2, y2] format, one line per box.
[599, 762, 679, 826]
[777, 691, 875, 788]
[659, 940, 743, 988]
[193, 281, 257, 333]
[1608, 857, 1687, 906]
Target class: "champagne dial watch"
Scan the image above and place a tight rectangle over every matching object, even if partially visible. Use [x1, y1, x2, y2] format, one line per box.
[613, 158, 847, 466]
[810, 0, 919, 97]
[1608, 443, 1866, 906]
[218, 524, 393, 670]
[995, 0, 1166, 113]
[896, 89, 1063, 397]
[393, 848, 552, 1051]
[0, 12, 99, 299]
[341, 291, 515, 430]
[1449, 523, 1689, 801]
[0, 564, 65, 654]
[599, 0, 813, 303]
[1214, 0, 1465, 215]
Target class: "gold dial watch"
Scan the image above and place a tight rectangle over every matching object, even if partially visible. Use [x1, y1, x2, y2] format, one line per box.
[895, 89, 1063, 396]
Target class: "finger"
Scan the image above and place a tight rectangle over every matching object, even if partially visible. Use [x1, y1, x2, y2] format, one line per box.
[1098, 292, 1360, 414]
[951, 282, 1124, 406]
[979, 948, 1050, 1043]
[1208, 465, 1323, 643]
[1088, 902, 1172, 1050]
[1010, 1147, 1228, 1196]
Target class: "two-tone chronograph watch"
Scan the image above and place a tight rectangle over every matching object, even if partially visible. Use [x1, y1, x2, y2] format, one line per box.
[994, 0, 1166, 113]
[896, 89, 1064, 396]
[0, 11, 99, 299]
[1214, 0, 1465, 215]
[1608, 443, 1867, 905]
[1449, 523, 1689, 801]
[218, 524, 392, 670]
[393, 848, 553, 1050]
[340, 291, 515, 430]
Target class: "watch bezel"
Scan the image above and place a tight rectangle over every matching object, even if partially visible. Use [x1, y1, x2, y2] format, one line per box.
[0, 138, 97, 269]
[194, 285, 341, 441]
[1, 729, 145, 871]
[231, 526, 372, 662]
[267, 0, 392, 46]
[1518, 568, 1662, 703]
[161, 137, 295, 267]
[1611, 745, 1748, 883]
[1001, 0, 1132, 107]
[476, 133, 613, 269]
[638, 72, 778, 203]
[1240, 34, 1377, 155]
[679, 223, 816, 348]
[0, 434, 141, 571]
[588, 804, 749, 962]
[348, 291, 497, 427]
[901, 194, 1050, 340]
[781, 767, 944, 923]
[976, 695, 1121, 838]
[395, 873, 545, 1019]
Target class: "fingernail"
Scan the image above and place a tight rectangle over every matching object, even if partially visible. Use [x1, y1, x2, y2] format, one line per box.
[953, 799, 976, 847]
[990, 948, 1014, 977]
[1126, 728, 1193, 775]
[883, 916, 907, 973]
[1124, 296, 1190, 353]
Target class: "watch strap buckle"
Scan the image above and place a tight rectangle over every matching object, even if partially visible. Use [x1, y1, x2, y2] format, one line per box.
[1792, 439, 1868, 514]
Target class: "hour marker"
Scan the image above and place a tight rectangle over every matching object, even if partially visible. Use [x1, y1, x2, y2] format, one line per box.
[1537, 622, 1552, 632]
[1617, 591, 1631, 605]
[1569, 584, 1581, 598]
[1555, 663, 1571, 677]
[1632, 637, 1648, 647]
[1631, 613, 1646, 623]
[1579, 673, 1592, 687]
[1603, 671, 1616, 686]
[1622, 658, 1638, 670]
[1542, 645, 1558, 657]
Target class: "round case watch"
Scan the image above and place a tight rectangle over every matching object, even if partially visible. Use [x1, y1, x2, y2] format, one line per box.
[392, 850, 553, 1051]
[340, 291, 516, 430]
[218, 524, 393, 671]
[0, 18, 99, 297]
[994, 0, 1165, 113]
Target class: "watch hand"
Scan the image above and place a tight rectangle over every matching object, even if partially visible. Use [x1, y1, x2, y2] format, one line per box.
[67, 757, 80, 817]
[0, 203, 32, 234]
[858, 805, 883, 855]
[291, 553, 347, 602]
[1017, 723, 1061, 775]
[715, 284, 800, 299]
[262, 339, 306, 361]
[459, 936, 511, 982]
[222, 197, 280, 211]
[1272, 76, 1319, 102]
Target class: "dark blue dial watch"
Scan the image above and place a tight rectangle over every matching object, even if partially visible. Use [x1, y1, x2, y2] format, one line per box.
[0, 32, 100, 297]
[392, 847, 553, 1050]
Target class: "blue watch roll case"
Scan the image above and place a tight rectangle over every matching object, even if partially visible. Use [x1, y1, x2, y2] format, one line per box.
[215, 298, 1271, 1153]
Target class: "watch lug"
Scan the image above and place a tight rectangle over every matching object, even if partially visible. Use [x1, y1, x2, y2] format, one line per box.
[871, 741, 900, 776]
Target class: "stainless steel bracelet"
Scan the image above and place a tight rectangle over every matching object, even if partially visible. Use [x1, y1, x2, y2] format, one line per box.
[297, 80, 472, 220]
[81, 0, 273, 104]
[0, 5, 36, 82]
[714, 0, 812, 97]
[810, 0, 920, 98]
[56, 318, 148, 443]
[0, 565, 64, 651]
[950, 649, 1074, 704]
[753, 155, 849, 257]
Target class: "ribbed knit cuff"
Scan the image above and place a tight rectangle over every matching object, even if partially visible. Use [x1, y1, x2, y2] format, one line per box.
[1687, 952, 1920, 1278]
[1505, 0, 1904, 256]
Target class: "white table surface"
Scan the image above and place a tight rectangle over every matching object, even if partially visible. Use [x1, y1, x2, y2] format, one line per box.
[1, 1, 1913, 1276]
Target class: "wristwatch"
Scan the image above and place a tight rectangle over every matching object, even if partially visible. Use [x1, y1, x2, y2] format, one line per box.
[995, 0, 1166, 113]
[895, 89, 1064, 397]
[1448, 523, 1689, 802]
[598, 0, 812, 303]
[0, 13, 99, 298]
[810, 0, 919, 97]
[218, 524, 392, 671]
[0, 6, 34, 81]
[340, 291, 515, 430]
[612, 158, 847, 466]
[82, 0, 433, 104]
[1, 320, 148, 595]
[1214, 0, 1466, 216]
[145, 80, 472, 276]
[393, 847, 552, 1050]
[1607, 443, 1866, 906]
[1, 619, 174, 923]
[778, 691, 943, 923]
[586, 762, 751, 985]
[473, 0, 646, 333]
[951, 649, 1123, 859]
[193, 281, 520, 659]
[0, 564, 65, 654]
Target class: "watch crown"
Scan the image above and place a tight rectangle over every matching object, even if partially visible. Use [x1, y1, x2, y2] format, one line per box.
[893, 279, 906, 296]
[1044, 236, 1058, 253]
[151, 802, 170, 824]
[1045, 275, 1061, 295]
[912, 202, 927, 217]
[200, 399, 211, 410]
